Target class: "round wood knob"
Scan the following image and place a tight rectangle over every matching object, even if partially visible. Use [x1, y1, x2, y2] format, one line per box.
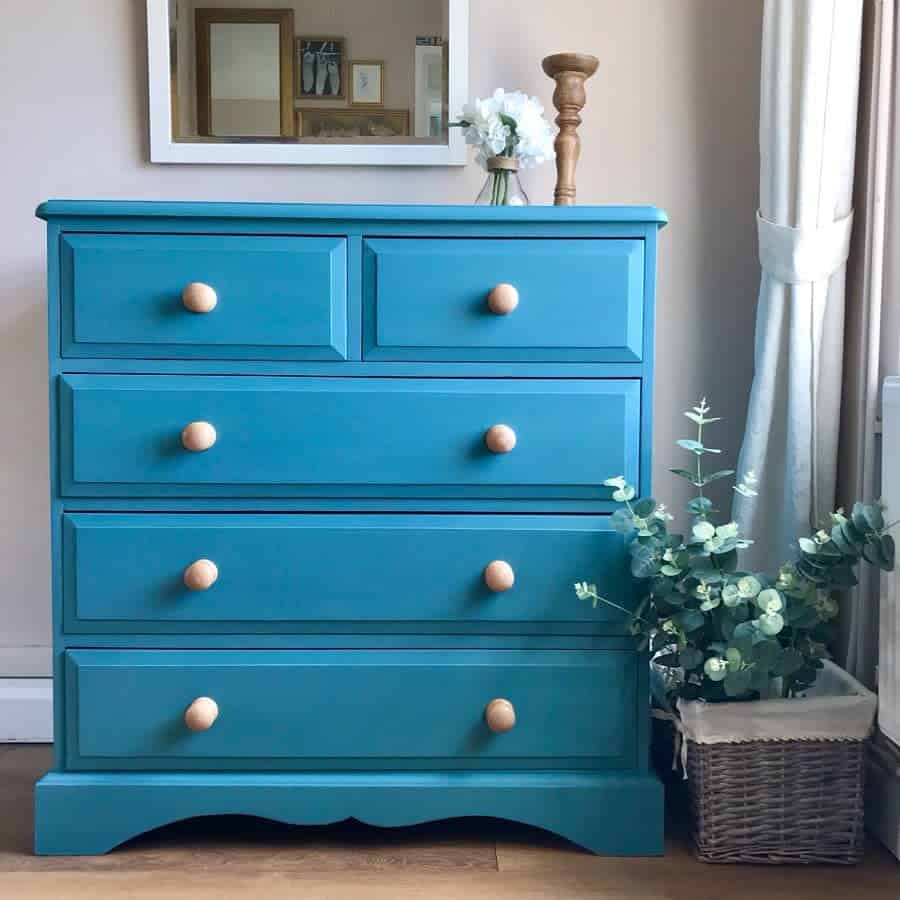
[485, 698, 516, 734]
[184, 696, 219, 732]
[183, 559, 218, 592]
[485, 424, 517, 454]
[182, 282, 218, 313]
[181, 421, 217, 452]
[487, 283, 519, 315]
[484, 560, 515, 592]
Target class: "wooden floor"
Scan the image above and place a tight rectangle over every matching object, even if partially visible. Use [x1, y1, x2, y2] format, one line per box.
[1, 745, 897, 899]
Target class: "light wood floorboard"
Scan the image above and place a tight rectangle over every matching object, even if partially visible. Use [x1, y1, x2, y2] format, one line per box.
[1, 744, 897, 899]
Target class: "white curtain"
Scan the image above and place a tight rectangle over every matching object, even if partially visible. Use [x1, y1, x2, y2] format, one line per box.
[734, 0, 865, 572]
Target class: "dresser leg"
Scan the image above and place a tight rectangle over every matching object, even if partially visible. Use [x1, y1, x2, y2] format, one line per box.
[35, 771, 663, 857]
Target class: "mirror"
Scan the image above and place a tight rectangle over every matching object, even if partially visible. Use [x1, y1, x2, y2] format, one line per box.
[148, 0, 469, 165]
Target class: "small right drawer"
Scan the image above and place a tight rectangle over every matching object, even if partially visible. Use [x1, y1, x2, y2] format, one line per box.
[363, 237, 644, 362]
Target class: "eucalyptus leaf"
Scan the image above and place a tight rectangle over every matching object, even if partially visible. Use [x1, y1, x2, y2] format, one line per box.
[860, 501, 884, 532]
[775, 648, 805, 677]
[702, 469, 735, 485]
[611, 508, 634, 534]
[678, 648, 704, 670]
[753, 640, 782, 670]
[851, 503, 871, 535]
[676, 608, 706, 632]
[633, 497, 657, 518]
[723, 669, 753, 698]
[687, 497, 714, 515]
[669, 467, 702, 487]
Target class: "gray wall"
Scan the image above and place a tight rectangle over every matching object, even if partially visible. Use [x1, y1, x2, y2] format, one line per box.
[0, 0, 763, 676]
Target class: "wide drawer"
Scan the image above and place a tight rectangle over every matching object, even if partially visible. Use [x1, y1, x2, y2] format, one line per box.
[62, 513, 629, 632]
[60, 234, 347, 359]
[363, 238, 644, 361]
[64, 649, 637, 770]
[59, 375, 640, 500]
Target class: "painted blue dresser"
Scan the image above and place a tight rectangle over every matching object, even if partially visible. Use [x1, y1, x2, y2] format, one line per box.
[35, 201, 666, 855]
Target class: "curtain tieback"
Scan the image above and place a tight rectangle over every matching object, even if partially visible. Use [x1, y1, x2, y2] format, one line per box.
[757, 210, 854, 283]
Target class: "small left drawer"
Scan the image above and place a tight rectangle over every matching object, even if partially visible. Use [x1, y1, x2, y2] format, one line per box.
[60, 234, 347, 360]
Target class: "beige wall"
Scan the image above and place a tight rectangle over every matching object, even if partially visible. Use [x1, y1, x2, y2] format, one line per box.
[0, 0, 762, 676]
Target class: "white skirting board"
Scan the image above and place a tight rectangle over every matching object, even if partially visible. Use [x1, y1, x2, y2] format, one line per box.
[0, 679, 53, 742]
[867, 740, 900, 859]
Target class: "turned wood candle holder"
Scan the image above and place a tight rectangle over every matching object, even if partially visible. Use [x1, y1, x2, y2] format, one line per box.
[542, 53, 599, 206]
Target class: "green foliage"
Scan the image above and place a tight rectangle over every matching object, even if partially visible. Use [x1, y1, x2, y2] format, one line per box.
[576, 399, 895, 703]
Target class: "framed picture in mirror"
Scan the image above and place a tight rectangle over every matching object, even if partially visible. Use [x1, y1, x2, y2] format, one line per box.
[296, 37, 346, 100]
[194, 8, 295, 139]
[350, 60, 385, 107]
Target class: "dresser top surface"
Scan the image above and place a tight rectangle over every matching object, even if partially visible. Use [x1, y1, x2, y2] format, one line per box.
[36, 200, 667, 226]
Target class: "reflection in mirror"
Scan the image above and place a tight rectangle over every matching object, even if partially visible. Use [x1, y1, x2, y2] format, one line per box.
[172, 1, 449, 146]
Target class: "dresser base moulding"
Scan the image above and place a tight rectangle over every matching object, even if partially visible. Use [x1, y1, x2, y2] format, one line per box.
[34, 771, 663, 857]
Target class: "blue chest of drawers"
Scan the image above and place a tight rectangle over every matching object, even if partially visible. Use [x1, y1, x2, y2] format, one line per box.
[35, 201, 666, 856]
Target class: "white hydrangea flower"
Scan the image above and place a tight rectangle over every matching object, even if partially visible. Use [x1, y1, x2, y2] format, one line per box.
[737, 575, 762, 599]
[693, 521, 715, 542]
[612, 485, 636, 502]
[722, 583, 742, 607]
[456, 89, 556, 170]
[603, 476, 627, 489]
[717, 522, 740, 540]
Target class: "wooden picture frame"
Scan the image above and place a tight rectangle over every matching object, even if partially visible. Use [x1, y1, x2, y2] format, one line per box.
[349, 60, 385, 107]
[296, 36, 346, 100]
[195, 8, 295, 139]
[295, 108, 410, 140]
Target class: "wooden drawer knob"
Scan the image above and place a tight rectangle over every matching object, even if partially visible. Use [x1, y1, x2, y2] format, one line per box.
[181, 421, 217, 452]
[485, 698, 516, 733]
[484, 560, 515, 592]
[485, 424, 516, 454]
[183, 559, 218, 591]
[487, 283, 519, 315]
[182, 282, 218, 313]
[184, 696, 218, 732]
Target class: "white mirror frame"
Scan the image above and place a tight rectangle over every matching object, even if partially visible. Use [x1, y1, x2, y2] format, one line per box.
[147, 0, 469, 166]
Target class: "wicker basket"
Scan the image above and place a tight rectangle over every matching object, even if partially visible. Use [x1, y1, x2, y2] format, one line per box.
[676, 662, 875, 865]
[686, 737, 866, 864]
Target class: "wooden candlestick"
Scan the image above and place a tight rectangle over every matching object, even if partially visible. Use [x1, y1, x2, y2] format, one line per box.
[542, 53, 599, 206]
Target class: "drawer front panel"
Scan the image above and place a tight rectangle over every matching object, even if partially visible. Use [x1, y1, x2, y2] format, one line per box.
[60, 234, 347, 359]
[63, 513, 629, 631]
[65, 649, 637, 770]
[59, 376, 640, 500]
[364, 238, 644, 361]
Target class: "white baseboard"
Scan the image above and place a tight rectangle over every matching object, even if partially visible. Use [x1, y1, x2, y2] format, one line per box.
[0, 678, 53, 742]
[0, 646, 52, 678]
[867, 744, 900, 859]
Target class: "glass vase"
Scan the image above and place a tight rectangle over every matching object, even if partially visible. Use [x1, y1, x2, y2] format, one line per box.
[475, 156, 529, 206]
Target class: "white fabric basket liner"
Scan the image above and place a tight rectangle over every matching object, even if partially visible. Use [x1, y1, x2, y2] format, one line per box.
[677, 661, 877, 744]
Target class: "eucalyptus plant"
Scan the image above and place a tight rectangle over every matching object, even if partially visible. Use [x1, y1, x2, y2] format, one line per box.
[575, 399, 895, 703]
